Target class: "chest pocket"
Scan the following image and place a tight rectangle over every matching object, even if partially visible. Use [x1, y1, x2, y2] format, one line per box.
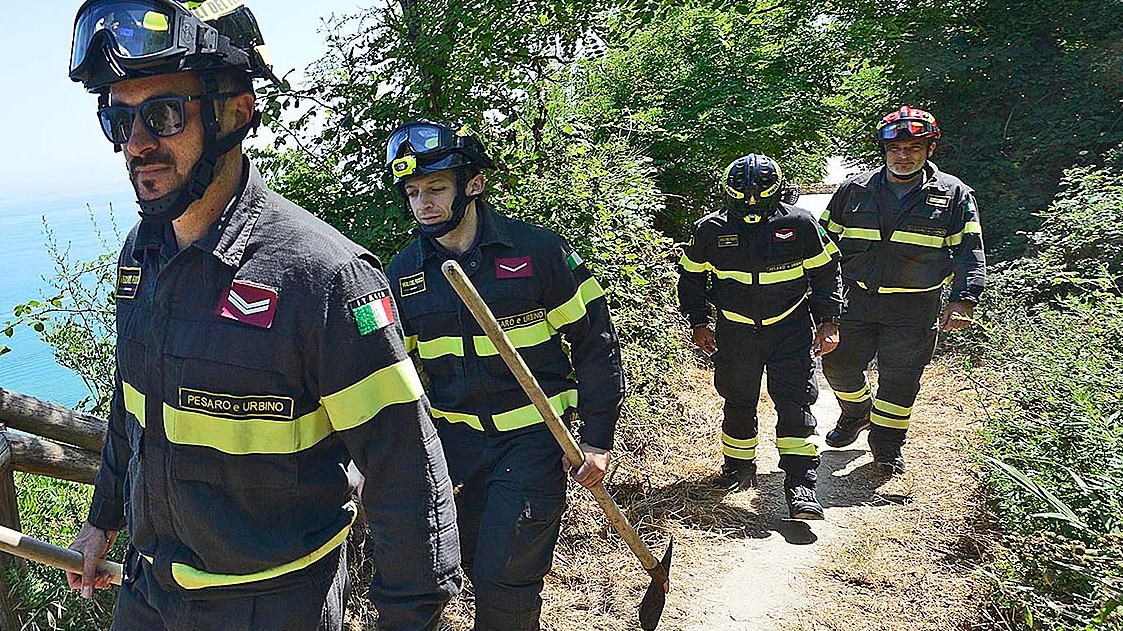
[477, 280, 570, 381]
[401, 288, 464, 379]
[163, 319, 302, 490]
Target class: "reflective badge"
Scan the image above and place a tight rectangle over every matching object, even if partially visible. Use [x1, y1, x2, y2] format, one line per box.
[773, 228, 797, 243]
[216, 281, 278, 329]
[351, 289, 394, 336]
[496, 256, 533, 279]
[115, 266, 142, 300]
[497, 309, 546, 330]
[925, 194, 951, 208]
[717, 235, 739, 248]
[906, 225, 947, 237]
[399, 272, 426, 297]
[180, 388, 294, 420]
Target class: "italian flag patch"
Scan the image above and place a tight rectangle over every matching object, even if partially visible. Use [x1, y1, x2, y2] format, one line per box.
[566, 250, 583, 270]
[352, 291, 394, 336]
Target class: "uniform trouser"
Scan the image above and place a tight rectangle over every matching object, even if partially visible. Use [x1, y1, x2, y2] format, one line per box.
[820, 286, 943, 449]
[712, 314, 820, 482]
[440, 421, 567, 631]
[111, 541, 348, 631]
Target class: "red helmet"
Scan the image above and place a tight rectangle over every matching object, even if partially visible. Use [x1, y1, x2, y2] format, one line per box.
[874, 106, 941, 144]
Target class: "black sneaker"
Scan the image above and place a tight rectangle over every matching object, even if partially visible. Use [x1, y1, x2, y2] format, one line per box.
[825, 414, 870, 448]
[713, 461, 757, 492]
[870, 443, 906, 475]
[784, 481, 825, 520]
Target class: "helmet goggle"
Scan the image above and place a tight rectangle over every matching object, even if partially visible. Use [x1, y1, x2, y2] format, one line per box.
[876, 119, 939, 142]
[70, 0, 220, 85]
[386, 122, 485, 180]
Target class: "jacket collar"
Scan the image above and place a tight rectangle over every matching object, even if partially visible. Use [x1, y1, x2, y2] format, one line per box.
[854, 161, 949, 193]
[416, 200, 513, 266]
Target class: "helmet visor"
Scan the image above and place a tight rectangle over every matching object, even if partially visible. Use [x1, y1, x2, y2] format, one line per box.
[70, 0, 183, 74]
[877, 119, 936, 142]
[386, 123, 453, 165]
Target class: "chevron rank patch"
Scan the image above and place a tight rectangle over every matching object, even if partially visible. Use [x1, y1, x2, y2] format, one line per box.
[351, 289, 394, 336]
[216, 281, 278, 329]
[496, 256, 533, 279]
[773, 228, 797, 243]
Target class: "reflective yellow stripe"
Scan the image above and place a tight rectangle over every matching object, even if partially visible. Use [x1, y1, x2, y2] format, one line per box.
[430, 407, 484, 431]
[776, 436, 819, 457]
[322, 358, 424, 431]
[679, 254, 710, 273]
[404, 334, 418, 353]
[711, 268, 754, 284]
[834, 384, 871, 403]
[841, 227, 880, 241]
[123, 381, 145, 428]
[162, 404, 331, 454]
[546, 277, 605, 329]
[473, 321, 556, 357]
[493, 389, 578, 431]
[172, 503, 355, 590]
[722, 433, 759, 449]
[820, 208, 832, 222]
[720, 294, 807, 327]
[944, 230, 965, 247]
[803, 247, 833, 270]
[759, 264, 804, 285]
[945, 221, 982, 247]
[417, 336, 464, 359]
[874, 399, 912, 417]
[877, 274, 953, 294]
[890, 231, 945, 248]
[826, 219, 844, 234]
[722, 444, 756, 460]
[871, 412, 910, 429]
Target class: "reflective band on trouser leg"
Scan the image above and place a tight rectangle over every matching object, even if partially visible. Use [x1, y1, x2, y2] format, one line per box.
[170, 503, 357, 590]
[776, 435, 820, 457]
[834, 383, 871, 404]
[722, 433, 758, 461]
[870, 398, 911, 430]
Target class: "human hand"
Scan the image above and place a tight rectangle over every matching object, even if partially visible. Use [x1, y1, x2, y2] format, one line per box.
[812, 322, 839, 357]
[939, 301, 975, 331]
[692, 325, 716, 355]
[66, 522, 117, 598]
[561, 443, 611, 489]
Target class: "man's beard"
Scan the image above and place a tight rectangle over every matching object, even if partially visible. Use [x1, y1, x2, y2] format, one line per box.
[128, 151, 179, 201]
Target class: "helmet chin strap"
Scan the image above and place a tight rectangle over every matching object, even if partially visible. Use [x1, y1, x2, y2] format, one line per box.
[135, 74, 258, 225]
[417, 169, 480, 239]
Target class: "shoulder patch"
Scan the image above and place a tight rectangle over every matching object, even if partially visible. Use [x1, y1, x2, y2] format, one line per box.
[216, 281, 278, 329]
[496, 256, 533, 279]
[115, 266, 142, 300]
[773, 228, 797, 243]
[717, 234, 739, 248]
[349, 289, 394, 336]
[399, 272, 426, 297]
[566, 250, 583, 270]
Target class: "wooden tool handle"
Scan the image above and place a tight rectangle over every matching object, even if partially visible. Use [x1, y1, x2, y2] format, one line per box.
[0, 524, 122, 585]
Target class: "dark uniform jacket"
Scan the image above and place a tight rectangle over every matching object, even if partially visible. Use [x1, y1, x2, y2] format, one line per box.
[820, 163, 986, 301]
[90, 161, 459, 630]
[385, 203, 624, 450]
[678, 203, 843, 328]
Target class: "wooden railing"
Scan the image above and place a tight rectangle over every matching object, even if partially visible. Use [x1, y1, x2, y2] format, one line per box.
[0, 387, 106, 631]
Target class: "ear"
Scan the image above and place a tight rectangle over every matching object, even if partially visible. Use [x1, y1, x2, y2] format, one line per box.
[927, 140, 937, 158]
[466, 172, 486, 196]
[225, 92, 256, 131]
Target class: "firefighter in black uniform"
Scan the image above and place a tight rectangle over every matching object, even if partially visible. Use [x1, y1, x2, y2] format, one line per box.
[678, 154, 843, 520]
[383, 121, 625, 631]
[819, 106, 986, 474]
[64, 2, 460, 629]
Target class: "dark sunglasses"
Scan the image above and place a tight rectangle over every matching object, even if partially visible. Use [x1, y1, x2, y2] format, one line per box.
[97, 93, 240, 144]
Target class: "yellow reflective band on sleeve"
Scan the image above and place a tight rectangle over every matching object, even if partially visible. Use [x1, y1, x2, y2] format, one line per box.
[871, 412, 910, 429]
[944, 230, 965, 247]
[834, 384, 871, 403]
[430, 407, 484, 431]
[776, 436, 819, 457]
[825, 240, 840, 256]
[162, 404, 331, 454]
[546, 277, 605, 329]
[679, 254, 710, 273]
[826, 219, 844, 234]
[493, 389, 578, 432]
[721, 433, 758, 449]
[722, 443, 756, 460]
[877, 274, 953, 294]
[890, 231, 946, 248]
[841, 227, 881, 241]
[720, 294, 807, 327]
[322, 358, 425, 432]
[759, 264, 805, 285]
[417, 336, 464, 359]
[123, 381, 146, 428]
[820, 207, 832, 222]
[473, 321, 557, 357]
[964, 221, 982, 234]
[172, 503, 355, 590]
[404, 335, 418, 353]
[874, 399, 912, 417]
[803, 248, 834, 270]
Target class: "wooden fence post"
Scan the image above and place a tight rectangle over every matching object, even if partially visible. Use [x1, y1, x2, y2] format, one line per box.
[0, 433, 25, 631]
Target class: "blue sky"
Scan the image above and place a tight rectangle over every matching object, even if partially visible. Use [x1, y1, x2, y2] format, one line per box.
[0, 0, 370, 204]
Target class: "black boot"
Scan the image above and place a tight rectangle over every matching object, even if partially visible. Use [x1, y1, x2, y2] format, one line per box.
[870, 442, 906, 475]
[713, 460, 757, 492]
[784, 477, 824, 520]
[825, 414, 870, 448]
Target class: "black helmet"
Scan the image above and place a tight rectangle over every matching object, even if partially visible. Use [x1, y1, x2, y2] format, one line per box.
[723, 154, 784, 223]
[70, 0, 280, 93]
[386, 121, 494, 239]
[69, 0, 281, 226]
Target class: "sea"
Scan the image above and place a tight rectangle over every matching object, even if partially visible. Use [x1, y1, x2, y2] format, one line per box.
[0, 188, 832, 410]
[0, 188, 138, 408]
